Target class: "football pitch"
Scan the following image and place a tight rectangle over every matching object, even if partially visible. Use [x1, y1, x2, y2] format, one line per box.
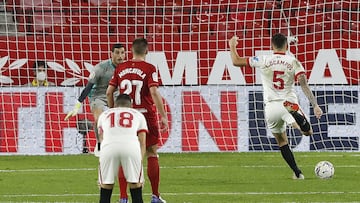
[0, 152, 359, 203]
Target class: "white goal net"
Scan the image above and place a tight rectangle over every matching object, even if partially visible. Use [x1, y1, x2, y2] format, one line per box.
[0, 0, 359, 154]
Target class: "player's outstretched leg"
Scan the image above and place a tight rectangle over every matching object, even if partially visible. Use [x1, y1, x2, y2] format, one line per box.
[118, 167, 128, 203]
[283, 101, 312, 135]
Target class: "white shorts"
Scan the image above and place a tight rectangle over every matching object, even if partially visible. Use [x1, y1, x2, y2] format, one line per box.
[98, 142, 144, 184]
[264, 101, 296, 133]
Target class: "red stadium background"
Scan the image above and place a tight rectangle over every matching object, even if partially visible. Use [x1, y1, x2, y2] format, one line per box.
[0, 0, 359, 85]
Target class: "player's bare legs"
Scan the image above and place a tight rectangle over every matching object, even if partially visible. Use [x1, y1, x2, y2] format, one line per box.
[273, 132, 304, 179]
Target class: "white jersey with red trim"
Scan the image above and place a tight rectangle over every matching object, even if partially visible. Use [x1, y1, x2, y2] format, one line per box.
[97, 107, 148, 146]
[248, 53, 305, 104]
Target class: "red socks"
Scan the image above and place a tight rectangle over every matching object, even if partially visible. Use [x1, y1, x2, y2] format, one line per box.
[119, 157, 160, 198]
[118, 167, 128, 199]
[147, 156, 160, 197]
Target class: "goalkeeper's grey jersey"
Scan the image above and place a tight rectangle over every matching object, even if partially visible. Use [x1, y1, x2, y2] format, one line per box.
[88, 59, 116, 102]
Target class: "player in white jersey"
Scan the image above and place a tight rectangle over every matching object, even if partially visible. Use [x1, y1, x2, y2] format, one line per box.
[229, 33, 323, 179]
[97, 94, 147, 203]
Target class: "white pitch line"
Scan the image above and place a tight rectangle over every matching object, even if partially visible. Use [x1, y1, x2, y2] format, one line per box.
[161, 165, 221, 169]
[2, 191, 360, 198]
[1, 164, 359, 173]
[0, 166, 221, 173]
[0, 168, 96, 173]
[262, 152, 360, 158]
[164, 165, 360, 168]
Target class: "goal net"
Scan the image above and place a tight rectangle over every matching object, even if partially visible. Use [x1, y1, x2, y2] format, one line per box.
[0, 0, 359, 154]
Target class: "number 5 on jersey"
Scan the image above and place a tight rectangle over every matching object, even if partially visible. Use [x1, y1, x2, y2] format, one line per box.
[273, 71, 285, 90]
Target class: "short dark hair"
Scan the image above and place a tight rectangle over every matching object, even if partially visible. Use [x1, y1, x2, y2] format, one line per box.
[33, 60, 46, 72]
[115, 94, 132, 107]
[132, 38, 148, 55]
[271, 33, 287, 49]
[111, 43, 124, 52]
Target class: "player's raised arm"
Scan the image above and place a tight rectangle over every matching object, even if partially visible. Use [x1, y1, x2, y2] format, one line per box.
[229, 36, 248, 67]
[106, 85, 116, 108]
[149, 86, 168, 132]
[298, 73, 323, 119]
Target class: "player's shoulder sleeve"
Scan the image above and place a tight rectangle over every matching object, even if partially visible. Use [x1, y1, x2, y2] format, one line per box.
[109, 65, 120, 87]
[248, 55, 265, 68]
[146, 62, 159, 88]
[136, 111, 148, 133]
[293, 58, 306, 80]
[88, 62, 103, 84]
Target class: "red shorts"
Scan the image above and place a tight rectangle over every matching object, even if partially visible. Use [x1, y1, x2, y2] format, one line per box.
[144, 114, 160, 147]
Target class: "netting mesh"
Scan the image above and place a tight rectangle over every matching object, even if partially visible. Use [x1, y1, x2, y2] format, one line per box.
[0, 0, 359, 154]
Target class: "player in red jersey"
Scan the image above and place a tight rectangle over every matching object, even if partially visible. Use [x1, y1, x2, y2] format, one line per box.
[106, 38, 168, 203]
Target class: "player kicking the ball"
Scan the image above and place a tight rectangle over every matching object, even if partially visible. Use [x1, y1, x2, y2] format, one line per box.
[229, 33, 323, 179]
[98, 94, 147, 203]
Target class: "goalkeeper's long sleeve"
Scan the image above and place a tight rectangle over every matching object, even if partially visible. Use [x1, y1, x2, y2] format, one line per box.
[78, 82, 94, 103]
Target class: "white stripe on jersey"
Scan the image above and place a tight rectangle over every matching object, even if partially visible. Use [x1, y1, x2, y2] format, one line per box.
[248, 53, 305, 104]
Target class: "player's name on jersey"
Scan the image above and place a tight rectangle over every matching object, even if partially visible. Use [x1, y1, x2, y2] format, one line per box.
[118, 68, 146, 79]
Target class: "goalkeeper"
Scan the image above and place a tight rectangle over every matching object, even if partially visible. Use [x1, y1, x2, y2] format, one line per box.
[65, 43, 125, 145]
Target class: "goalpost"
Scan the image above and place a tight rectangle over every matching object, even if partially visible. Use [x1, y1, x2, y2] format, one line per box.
[0, 0, 359, 154]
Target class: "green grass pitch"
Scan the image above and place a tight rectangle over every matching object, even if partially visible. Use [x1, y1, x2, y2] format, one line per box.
[0, 152, 359, 202]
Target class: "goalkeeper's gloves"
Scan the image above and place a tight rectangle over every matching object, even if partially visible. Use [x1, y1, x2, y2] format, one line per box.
[64, 101, 81, 120]
[287, 36, 298, 44]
